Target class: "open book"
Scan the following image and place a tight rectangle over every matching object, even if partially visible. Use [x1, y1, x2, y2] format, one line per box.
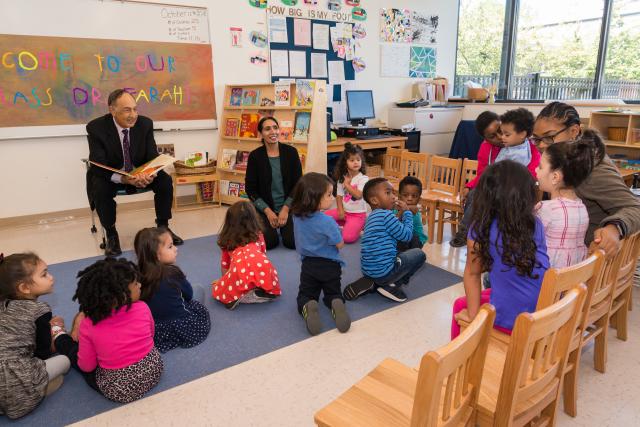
[89, 154, 176, 177]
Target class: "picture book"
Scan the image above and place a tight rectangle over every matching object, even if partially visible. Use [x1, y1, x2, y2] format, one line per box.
[295, 80, 315, 107]
[239, 183, 248, 198]
[89, 154, 176, 178]
[184, 151, 207, 167]
[234, 150, 250, 170]
[294, 111, 311, 141]
[157, 144, 175, 157]
[224, 118, 240, 137]
[197, 181, 215, 202]
[229, 87, 243, 106]
[221, 148, 238, 170]
[240, 113, 260, 138]
[279, 120, 294, 141]
[242, 88, 260, 106]
[260, 96, 275, 106]
[228, 182, 240, 197]
[275, 82, 291, 106]
[297, 147, 307, 171]
[219, 180, 230, 196]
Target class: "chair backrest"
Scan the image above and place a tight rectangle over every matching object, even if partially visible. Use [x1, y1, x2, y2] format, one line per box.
[383, 147, 405, 182]
[494, 285, 586, 427]
[458, 159, 478, 193]
[615, 232, 640, 292]
[427, 156, 462, 196]
[400, 152, 430, 190]
[411, 305, 496, 427]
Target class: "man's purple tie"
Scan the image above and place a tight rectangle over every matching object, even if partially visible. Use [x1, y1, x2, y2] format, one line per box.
[122, 129, 132, 172]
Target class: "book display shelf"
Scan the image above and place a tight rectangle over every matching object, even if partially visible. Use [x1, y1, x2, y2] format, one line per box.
[589, 110, 640, 159]
[216, 81, 327, 205]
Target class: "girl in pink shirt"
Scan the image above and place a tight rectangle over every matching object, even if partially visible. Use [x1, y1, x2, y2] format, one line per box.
[53, 258, 163, 403]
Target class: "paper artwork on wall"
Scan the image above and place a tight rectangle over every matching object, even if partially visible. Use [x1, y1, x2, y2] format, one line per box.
[270, 50, 289, 76]
[352, 57, 366, 72]
[250, 52, 269, 66]
[303, 0, 318, 4]
[249, 0, 267, 8]
[380, 8, 412, 43]
[269, 16, 288, 43]
[282, 0, 299, 5]
[312, 23, 330, 50]
[328, 0, 341, 12]
[352, 7, 367, 21]
[311, 52, 328, 78]
[294, 18, 312, 46]
[230, 27, 243, 47]
[409, 46, 436, 78]
[353, 23, 366, 39]
[250, 31, 268, 48]
[411, 12, 438, 44]
[380, 44, 410, 77]
[289, 50, 307, 77]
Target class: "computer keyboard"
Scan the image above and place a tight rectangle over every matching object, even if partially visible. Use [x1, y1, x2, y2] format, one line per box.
[356, 134, 385, 140]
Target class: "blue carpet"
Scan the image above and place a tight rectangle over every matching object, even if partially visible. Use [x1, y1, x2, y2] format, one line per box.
[7, 235, 461, 426]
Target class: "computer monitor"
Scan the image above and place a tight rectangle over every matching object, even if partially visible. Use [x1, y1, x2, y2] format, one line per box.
[346, 90, 375, 126]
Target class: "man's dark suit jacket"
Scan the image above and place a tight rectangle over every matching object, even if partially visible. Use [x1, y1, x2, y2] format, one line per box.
[86, 114, 159, 181]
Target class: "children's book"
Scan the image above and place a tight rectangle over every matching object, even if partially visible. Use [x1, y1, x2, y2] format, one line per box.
[197, 181, 215, 202]
[294, 80, 315, 107]
[221, 148, 238, 170]
[229, 87, 243, 106]
[260, 96, 275, 106]
[240, 113, 260, 138]
[219, 179, 230, 196]
[297, 147, 307, 172]
[184, 151, 207, 167]
[89, 154, 176, 177]
[224, 118, 240, 137]
[274, 82, 291, 106]
[239, 183, 248, 198]
[234, 150, 250, 170]
[279, 120, 294, 141]
[293, 111, 311, 141]
[242, 88, 260, 106]
[228, 182, 240, 197]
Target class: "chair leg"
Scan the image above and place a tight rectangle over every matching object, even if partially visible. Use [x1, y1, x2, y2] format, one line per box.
[437, 207, 445, 244]
[90, 206, 97, 234]
[450, 211, 458, 236]
[616, 289, 631, 341]
[562, 349, 580, 417]
[594, 317, 609, 373]
[427, 202, 436, 244]
[628, 285, 633, 311]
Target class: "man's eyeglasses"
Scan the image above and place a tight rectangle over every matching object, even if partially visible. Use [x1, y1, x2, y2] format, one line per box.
[531, 126, 570, 146]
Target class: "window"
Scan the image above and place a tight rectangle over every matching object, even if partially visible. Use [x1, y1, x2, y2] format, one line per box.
[602, 0, 640, 99]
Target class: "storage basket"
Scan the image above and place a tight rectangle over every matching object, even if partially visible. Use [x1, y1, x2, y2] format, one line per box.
[174, 160, 216, 175]
[607, 127, 627, 142]
[367, 164, 383, 178]
[632, 128, 640, 144]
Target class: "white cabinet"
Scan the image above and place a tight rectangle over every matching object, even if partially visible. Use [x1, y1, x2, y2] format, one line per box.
[388, 107, 463, 155]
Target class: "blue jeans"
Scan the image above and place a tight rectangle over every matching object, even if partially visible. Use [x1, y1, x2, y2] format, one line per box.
[370, 248, 426, 287]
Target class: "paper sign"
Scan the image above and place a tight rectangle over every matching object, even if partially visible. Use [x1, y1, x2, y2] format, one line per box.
[311, 52, 328, 78]
[294, 18, 312, 46]
[269, 17, 288, 43]
[270, 50, 289, 76]
[289, 50, 307, 77]
[312, 23, 330, 50]
[328, 60, 345, 83]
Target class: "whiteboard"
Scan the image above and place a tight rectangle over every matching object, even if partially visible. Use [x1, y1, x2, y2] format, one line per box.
[0, 0, 216, 140]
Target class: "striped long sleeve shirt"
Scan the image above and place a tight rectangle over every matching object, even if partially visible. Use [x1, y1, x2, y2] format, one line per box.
[361, 209, 413, 278]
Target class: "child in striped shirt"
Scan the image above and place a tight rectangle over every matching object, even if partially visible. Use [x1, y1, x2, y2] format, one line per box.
[343, 178, 426, 303]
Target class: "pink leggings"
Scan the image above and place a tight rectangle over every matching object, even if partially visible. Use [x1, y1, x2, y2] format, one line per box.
[324, 210, 367, 243]
[450, 289, 511, 339]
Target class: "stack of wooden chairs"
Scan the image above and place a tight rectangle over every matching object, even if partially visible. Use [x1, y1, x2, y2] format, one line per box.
[314, 233, 640, 426]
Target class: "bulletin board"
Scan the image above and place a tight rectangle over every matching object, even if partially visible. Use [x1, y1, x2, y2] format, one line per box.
[0, 0, 216, 140]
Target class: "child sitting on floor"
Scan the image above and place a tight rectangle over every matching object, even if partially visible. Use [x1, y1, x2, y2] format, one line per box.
[535, 140, 593, 268]
[213, 201, 281, 310]
[343, 177, 426, 303]
[451, 160, 549, 339]
[292, 172, 350, 336]
[54, 258, 163, 403]
[325, 142, 370, 243]
[0, 253, 71, 419]
[134, 227, 211, 353]
[396, 176, 428, 251]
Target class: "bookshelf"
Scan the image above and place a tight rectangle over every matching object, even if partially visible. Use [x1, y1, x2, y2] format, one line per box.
[216, 81, 328, 205]
[589, 111, 640, 159]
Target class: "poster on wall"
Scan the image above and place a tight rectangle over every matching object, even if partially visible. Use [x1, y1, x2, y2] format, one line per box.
[409, 46, 436, 78]
[380, 44, 410, 77]
[410, 12, 438, 44]
[379, 8, 438, 44]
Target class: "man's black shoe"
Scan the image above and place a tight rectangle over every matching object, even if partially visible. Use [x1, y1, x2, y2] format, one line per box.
[105, 232, 122, 257]
[160, 226, 184, 246]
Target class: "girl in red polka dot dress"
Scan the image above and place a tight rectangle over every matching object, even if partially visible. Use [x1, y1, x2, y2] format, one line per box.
[213, 201, 281, 310]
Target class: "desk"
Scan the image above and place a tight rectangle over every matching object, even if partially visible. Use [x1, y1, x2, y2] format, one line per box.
[618, 168, 639, 187]
[327, 136, 407, 153]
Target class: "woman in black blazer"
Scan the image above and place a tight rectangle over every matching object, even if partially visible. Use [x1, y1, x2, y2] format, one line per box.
[245, 116, 303, 249]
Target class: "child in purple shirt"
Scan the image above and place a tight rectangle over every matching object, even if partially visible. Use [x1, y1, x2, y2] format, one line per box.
[451, 160, 550, 338]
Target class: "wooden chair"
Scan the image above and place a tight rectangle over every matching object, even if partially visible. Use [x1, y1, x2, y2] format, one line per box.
[400, 151, 430, 191]
[314, 305, 496, 427]
[476, 286, 587, 427]
[420, 156, 462, 244]
[383, 147, 406, 189]
[435, 159, 478, 245]
[609, 232, 640, 341]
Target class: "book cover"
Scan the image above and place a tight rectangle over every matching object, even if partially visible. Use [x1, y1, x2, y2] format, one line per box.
[89, 154, 176, 178]
[234, 150, 250, 170]
[239, 183, 248, 198]
[221, 148, 238, 170]
[219, 179, 230, 196]
[242, 88, 260, 106]
[198, 181, 215, 202]
[228, 182, 240, 197]
[229, 87, 243, 106]
[297, 147, 307, 172]
[224, 118, 240, 137]
[260, 96, 275, 107]
[279, 120, 294, 141]
[275, 82, 291, 106]
[184, 151, 207, 167]
[294, 111, 311, 141]
[294, 80, 315, 107]
[239, 113, 260, 138]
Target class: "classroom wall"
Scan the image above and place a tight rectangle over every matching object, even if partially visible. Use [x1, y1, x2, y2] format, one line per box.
[0, 0, 459, 219]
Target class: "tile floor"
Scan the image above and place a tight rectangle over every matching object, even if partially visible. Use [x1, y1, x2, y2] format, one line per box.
[1, 205, 637, 426]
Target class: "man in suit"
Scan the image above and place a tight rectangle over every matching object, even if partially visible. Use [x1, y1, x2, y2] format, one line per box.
[87, 89, 183, 256]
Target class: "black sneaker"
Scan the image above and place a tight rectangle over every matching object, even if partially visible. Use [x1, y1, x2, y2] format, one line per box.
[343, 277, 375, 301]
[376, 284, 408, 302]
[240, 289, 278, 304]
[157, 223, 184, 245]
[104, 231, 122, 257]
[331, 299, 351, 333]
[224, 298, 241, 310]
[301, 300, 322, 336]
[449, 228, 468, 248]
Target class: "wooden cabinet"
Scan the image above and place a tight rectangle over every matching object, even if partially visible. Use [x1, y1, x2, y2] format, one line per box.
[589, 111, 640, 158]
[216, 81, 327, 205]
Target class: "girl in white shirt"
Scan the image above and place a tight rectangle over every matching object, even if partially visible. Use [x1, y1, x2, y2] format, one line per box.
[325, 143, 370, 243]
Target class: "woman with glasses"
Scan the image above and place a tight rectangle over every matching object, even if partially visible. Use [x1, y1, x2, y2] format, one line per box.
[532, 101, 640, 256]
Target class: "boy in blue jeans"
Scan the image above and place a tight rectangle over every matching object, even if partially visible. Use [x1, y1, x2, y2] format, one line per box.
[343, 177, 426, 302]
